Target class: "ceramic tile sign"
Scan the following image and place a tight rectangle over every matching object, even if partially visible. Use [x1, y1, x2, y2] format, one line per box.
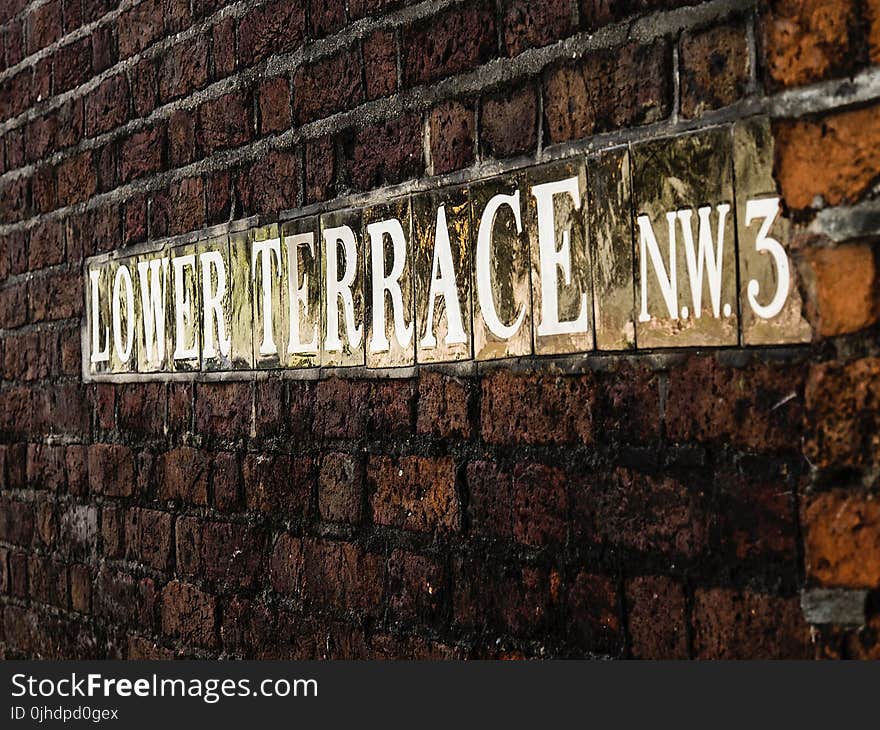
[631, 128, 738, 348]
[82, 118, 812, 381]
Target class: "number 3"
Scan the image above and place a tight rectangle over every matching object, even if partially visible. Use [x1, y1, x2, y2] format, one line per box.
[745, 197, 790, 320]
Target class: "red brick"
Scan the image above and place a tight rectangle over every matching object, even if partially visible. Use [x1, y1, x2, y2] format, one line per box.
[85, 74, 129, 136]
[310, 0, 345, 37]
[349, 0, 407, 20]
[237, 0, 306, 67]
[774, 103, 880, 212]
[300, 538, 386, 613]
[870, 0, 880, 64]
[125, 508, 173, 570]
[117, 383, 166, 437]
[417, 369, 471, 439]
[502, 0, 576, 57]
[101, 505, 123, 558]
[161, 580, 217, 648]
[544, 40, 670, 144]
[118, 0, 164, 59]
[305, 136, 334, 203]
[120, 124, 165, 183]
[388, 549, 445, 622]
[626, 576, 688, 658]
[0, 283, 28, 329]
[368, 455, 460, 533]
[57, 151, 96, 206]
[28, 219, 64, 269]
[344, 114, 423, 191]
[313, 378, 369, 438]
[571, 467, 709, 556]
[0, 498, 34, 546]
[9, 552, 28, 597]
[28, 556, 68, 608]
[212, 16, 236, 78]
[402, 5, 497, 87]
[69, 564, 92, 613]
[168, 109, 195, 167]
[567, 572, 620, 652]
[242, 453, 313, 515]
[130, 58, 158, 118]
[762, 0, 857, 89]
[56, 98, 84, 148]
[164, 0, 191, 33]
[466, 461, 513, 538]
[680, 21, 749, 118]
[91, 25, 116, 73]
[293, 47, 363, 125]
[481, 370, 595, 445]
[87, 444, 135, 497]
[804, 242, 879, 337]
[664, 356, 804, 452]
[802, 490, 880, 589]
[597, 362, 660, 442]
[429, 100, 475, 175]
[212, 452, 241, 511]
[158, 446, 209, 505]
[512, 462, 567, 546]
[52, 36, 92, 94]
[692, 589, 811, 659]
[258, 76, 291, 135]
[253, 379, 285, 437]
[27, 0, 62, 54]
[237, 150, 299, 215]
[205, 169, 232, 225]
[363, 29, 397, 100]
[195, 382, 251, 439]
[200, 520, 267, 588]
[318, 452, 362, 523]
[0, 176, 30, 222]
[197, 90, 252, 154]
[804, 357, 880, 468]
[480, 85, 539, 158]
[159, 35, 209, 102]
[95, 569, 156, 630]
[370, 380, 415, 435]
[269, 532, 302, 594]
[149, 176, 205, 237]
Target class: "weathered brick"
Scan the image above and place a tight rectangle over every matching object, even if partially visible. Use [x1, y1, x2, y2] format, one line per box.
[159, 35, 209, 102]
[368, 455, 460, 533]
[402, 4, 497, 86]
[28, 219, 64, 270]
[269, 532, 302, 594]
[212, 452, 242, 511]
[305, 136, 334, 203]
[664, 356, 804, 452]
[87, 444, 135, 497]
[692, 589, 811, 659]
[571, 468, 709, 556]
[130, 58, 158, 118]
[200, 520, 267, 588]
[237, 149, 299, 215]
[212, 16, 236, 78]
[118, 0, 164, 59]
[318, 452, 362, 523]
[91, 25, 116, 73]
[480, 84, 538, 158]
[57, 151, 96, 206]
[168, 109, 196, 167]
[125, 508, 173, 570]
[512, 462, 568, 546]
[626, 576, 688, 658]
[481, 370, 595, 445]
[310, 0, 345, 37]
[95, 569, 156, 630]
[429, 100, 475, 175]
[161, 581, 217, 648]
[802, 490, 880, 589]
[680, 21, 749, 118]
[237, 0, 306, 66]
[417, 370, 471, 439]
[258, 76, 291, 135]
[762, 0, 857, 89]
[774, 105, 880, 210]
[52, 36, 92, 94]
[242, 453, 313, 515]
[120, 124, 165, 183]
[804, 242, 879, 337]
[567, 572, 620, 652]
[197, 90, 252, 154]
[544, 40, 670, 144]
[159, 446, 209, 505]
[300, 538, 385, 612]
[149, 177, 205, 237]
[363, 29, 397, 100]
[344, 113, 424, 191]
[387, 549, 445, 622]
[27, 0, 62, 54]
[69, 564, 92, 613]
[804, 357, 880, 469]
[502, 0, 576, 57]
[293, 47, 363, 125]
[85, 74, 129, 136]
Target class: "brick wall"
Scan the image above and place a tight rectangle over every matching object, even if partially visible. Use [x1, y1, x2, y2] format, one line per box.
[0, 0, 878, 659]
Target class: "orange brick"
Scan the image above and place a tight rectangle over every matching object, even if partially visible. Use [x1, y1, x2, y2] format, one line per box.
[805, 243, 879, 336]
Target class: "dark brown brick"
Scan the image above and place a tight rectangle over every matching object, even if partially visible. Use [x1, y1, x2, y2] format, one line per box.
[85, 75, 129, 136]
[197, 90, 252, 154]
[159, 35, 209, 102]
[149, 177, 205, 237]
[680, 21, 749, 118]
[318, 452, 362, 523]
[258, 76, 291, 135]
[118, 0, 164, 59]
[120, 124, 164, 183]
[293, 47, 363, 125]
[626, 576, 688, 658]
[161, 580, 217, 648]
[364, 29, 397, 100]
[237, 0, 306, 66]
[502, 0, 576, 57]
[480, 84, 539, 158]
[124, 508, 173, 570]
[344, 114, 423, 191]
[429, 100, 475, 174]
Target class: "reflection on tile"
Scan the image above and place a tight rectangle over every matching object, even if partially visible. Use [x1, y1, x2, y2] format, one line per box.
[470, 174, 532, 360]
[320, 208, 365, 367]
[86, 259, 112, 377]
[734, 117, 811, 345]
[199, 234, 235, 372]
[364, 196, 415, 368]
[412, 186, 473, 364]
[107, 257, 138, 373]
[525, 160, 594, 355]
[631, 128, 738, 348]
[281, 217, 322, 369]
[168, 242, 201, 372]
[589, 147, 636, 350]
[251, 223, 286, 370]
[228, 228, 255, 370]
